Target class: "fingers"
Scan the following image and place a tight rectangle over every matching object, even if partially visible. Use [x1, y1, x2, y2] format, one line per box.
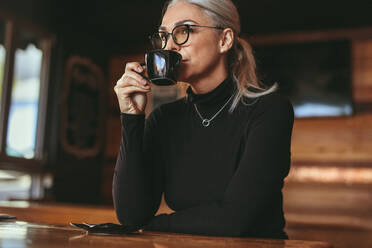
[125, 61, 144, 74]
[115, 75, 150, 93]
[114, 85, 150, 97]
[122, 70, 148, 87]
[117, 62, 148, 86]
[113, 62, 149, 114]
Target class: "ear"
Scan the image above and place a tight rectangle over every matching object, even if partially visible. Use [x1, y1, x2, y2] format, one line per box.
[219, 28, 234, 54]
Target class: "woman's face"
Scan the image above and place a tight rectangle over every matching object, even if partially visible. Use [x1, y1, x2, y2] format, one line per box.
[161, 2, 223, 83]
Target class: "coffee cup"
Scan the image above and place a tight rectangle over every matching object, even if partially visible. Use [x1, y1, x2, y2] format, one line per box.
[143, 50, 182, 86]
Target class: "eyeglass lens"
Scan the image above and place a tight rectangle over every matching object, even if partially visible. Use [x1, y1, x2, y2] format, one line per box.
[151, 25, 190, 49]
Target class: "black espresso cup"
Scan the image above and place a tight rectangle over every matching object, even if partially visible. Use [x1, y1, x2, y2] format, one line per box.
[144, 50, 182, 86]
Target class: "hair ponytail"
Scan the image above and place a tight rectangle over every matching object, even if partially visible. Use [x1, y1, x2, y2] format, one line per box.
[228, 37, 277, 112]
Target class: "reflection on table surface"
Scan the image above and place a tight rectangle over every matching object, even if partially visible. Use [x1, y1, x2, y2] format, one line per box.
[0, 220, 332, 248]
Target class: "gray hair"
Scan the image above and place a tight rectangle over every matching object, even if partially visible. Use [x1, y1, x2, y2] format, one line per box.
[163, 0, 277, 112]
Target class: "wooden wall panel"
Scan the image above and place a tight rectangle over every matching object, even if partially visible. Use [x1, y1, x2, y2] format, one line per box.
[290, 39, 372, 165]
[291, 114, 372, 164]
[352, 39, 372, 103]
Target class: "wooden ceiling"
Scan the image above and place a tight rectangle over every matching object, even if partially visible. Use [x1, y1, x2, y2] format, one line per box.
[1, 0, 372, 53]
[54, 0, 372, 50]
[54, 1, 372, 33]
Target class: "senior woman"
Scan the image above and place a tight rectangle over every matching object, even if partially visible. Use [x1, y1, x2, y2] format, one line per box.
[113, 0, 294, 239]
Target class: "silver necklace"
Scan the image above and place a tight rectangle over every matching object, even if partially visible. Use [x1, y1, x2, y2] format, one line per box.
[194, 94, 234, 127]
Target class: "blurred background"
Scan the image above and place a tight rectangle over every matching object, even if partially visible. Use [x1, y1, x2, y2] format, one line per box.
[0, 1, 371, 247]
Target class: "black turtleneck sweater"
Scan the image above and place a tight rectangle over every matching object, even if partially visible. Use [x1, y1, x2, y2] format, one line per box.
[113, 77, 294, 239]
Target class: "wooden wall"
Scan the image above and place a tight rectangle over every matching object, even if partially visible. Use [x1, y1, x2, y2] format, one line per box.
[283, 38, 372, 248]
[291, 113, 372, 165]
[288, 38, 372, 170]
[353, 39, 372, 103]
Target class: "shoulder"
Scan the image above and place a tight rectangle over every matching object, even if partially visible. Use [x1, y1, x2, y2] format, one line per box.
[257, 92, 293, 111]
[251, 92, 294, 123]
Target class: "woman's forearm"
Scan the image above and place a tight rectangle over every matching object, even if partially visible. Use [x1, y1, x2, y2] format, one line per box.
[113, 113, 163, 226]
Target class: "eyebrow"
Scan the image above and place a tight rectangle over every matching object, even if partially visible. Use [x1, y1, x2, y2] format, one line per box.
[159, 19, 198, 31]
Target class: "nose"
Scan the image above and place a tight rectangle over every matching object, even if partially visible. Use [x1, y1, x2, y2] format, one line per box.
[165, 35, 180, 51]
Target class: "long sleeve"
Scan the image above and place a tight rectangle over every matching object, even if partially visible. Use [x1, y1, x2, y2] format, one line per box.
[112, 110, 164, 226]
[144, 94, 294, 238]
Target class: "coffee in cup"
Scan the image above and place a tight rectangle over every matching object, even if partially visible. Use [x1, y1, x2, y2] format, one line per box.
[143, 50, 182, 86]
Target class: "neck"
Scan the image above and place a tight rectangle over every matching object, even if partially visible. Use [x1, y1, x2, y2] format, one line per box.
[188, 57, 228, 94]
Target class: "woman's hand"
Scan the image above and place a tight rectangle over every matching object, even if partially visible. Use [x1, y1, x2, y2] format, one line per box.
[114, 62, 151, 114]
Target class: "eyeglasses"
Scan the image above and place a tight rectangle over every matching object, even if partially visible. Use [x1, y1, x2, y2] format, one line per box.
[149, 24, 224, 50]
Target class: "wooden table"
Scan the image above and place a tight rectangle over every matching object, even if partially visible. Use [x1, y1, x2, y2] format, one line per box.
[0, 201, 333, 248]
[0, 201, 119, 226]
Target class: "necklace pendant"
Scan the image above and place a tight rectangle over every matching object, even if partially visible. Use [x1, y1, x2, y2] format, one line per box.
[194, 94, 234, 128]
[202, 119, 210, 127]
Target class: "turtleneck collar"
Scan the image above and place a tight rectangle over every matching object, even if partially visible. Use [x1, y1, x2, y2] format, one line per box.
[186, 76, 236, 106]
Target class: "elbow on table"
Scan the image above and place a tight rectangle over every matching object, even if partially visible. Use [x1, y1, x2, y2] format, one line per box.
[115, 208, 153, 227]
[112, 190, 160, 226]
[114, 202, 156, 227]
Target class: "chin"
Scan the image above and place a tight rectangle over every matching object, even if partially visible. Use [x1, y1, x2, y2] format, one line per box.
[177, 67, 191, 82]
[177, 72, 188, 82]
[177, 64, 197, 83]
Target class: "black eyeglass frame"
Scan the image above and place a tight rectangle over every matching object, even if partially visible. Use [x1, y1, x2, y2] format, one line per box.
[149, 24, 225, 49]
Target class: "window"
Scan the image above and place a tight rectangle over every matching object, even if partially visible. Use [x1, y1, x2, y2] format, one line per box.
[7, 31, 43, 158]
[0, 19, 52, 171]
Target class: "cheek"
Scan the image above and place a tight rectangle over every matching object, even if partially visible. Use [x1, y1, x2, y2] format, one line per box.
[190, 44, 219, 70]
[190, 40, 217, 59]
[178, 35, 221, 80]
